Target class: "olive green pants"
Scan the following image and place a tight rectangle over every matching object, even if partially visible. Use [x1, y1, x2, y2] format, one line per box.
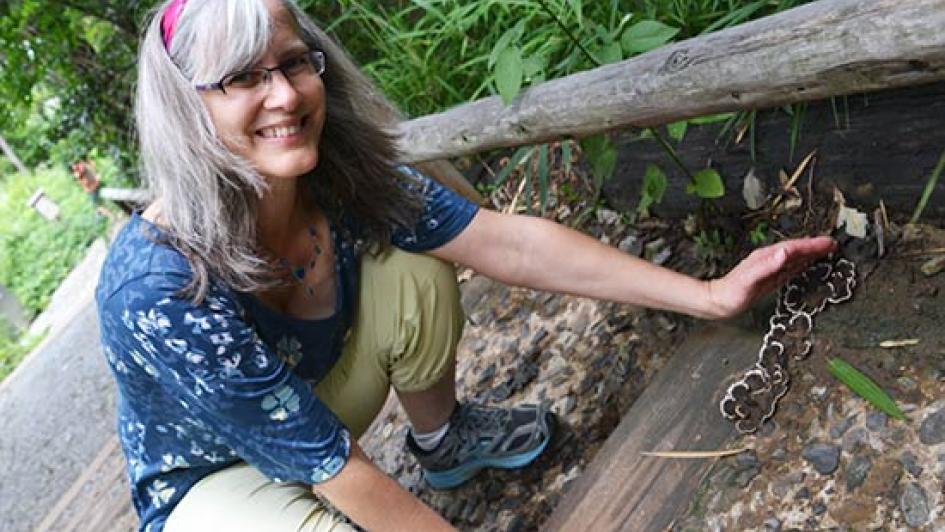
[165, 249, 464, 532]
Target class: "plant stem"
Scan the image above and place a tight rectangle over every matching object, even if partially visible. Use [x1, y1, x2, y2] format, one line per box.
[650, 127, 693, 179]
[910, 147, 945, 224]
[535, 0, 601, 67]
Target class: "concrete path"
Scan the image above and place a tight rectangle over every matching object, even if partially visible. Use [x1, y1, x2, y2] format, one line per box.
[0, 236, 118, 532]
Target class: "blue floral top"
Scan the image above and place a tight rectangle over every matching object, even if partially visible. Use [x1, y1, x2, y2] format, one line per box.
[95, 167, 478, 532]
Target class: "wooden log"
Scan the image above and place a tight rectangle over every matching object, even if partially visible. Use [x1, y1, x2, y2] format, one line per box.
[544, 322, 760, 532]
[398, 0, 945, 163]
[603, 82, 945, 219]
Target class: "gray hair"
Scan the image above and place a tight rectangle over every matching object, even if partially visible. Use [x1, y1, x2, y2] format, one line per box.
[136, 0, 421, 302]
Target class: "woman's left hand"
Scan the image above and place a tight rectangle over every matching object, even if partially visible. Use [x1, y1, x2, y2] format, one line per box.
[706, 236, 838, 319]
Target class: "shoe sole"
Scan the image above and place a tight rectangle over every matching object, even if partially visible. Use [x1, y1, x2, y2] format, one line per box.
[423, 413, 556, 489]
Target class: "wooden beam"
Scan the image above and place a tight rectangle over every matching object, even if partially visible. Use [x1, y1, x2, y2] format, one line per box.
[0, 133, 29, 175]
[545, 322, 760, 532]
[398, 0, 945, 163]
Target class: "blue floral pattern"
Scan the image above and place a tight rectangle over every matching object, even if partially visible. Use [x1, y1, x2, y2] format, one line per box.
[95, 167, 477, 531]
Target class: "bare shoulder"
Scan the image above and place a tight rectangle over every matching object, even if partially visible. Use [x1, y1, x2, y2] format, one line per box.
[141, 199, 168, 228]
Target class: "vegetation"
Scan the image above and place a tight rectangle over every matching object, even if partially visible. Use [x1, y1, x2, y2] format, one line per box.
[0, 162, 115, 315]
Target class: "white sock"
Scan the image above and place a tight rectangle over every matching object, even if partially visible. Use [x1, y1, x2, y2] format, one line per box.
[412, 422, 450, 451]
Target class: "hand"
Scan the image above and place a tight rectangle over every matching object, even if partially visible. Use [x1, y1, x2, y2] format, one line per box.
[706, 236, 838, 319]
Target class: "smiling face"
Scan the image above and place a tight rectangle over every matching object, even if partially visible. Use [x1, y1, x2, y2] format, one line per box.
[199, 0, 325, 182]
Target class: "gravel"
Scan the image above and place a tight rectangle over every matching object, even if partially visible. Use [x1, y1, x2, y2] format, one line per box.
[898, 482, 930, 527]
[845, 454, 872, 492]
[802, 443, 841, 475]
[918, 407, 945, 445]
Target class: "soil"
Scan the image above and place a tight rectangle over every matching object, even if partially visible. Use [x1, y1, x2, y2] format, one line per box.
[358, 151, 945, 531]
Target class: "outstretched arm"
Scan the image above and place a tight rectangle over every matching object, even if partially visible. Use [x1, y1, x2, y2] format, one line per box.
[429, 209, 836, 320]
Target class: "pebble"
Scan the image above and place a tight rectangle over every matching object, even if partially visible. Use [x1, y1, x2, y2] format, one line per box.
[842, 427, 870, 453]
[733, 466, 760, 488]
[794, 487, 810, 500]
[763, 517, 781, 531]
[845, 455, 872, 492]
[919, 407, 945, 445]
[770, 447, 787, 461]
[812, 500, 827, 515]
[596, 208, 620, 226]
[735, 450, 759, 469]
[899, 451, 923, 478]
[802, 443, 841, 475]
[899, 482, 930, 527]
[652, 247, 672, 266]
[830, 414, 857, 439]
[865, 411, 887, 431]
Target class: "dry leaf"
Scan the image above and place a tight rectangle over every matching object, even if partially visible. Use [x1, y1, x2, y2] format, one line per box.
[742, 167, 767, 210]
[836, 205, 869, 238]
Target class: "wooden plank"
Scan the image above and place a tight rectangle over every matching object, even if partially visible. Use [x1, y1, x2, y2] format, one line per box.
[35, 436, 136, 532]
[602, 82, 945, 218]
[545, 322, 760, 532]
[398, 0, 945, 162]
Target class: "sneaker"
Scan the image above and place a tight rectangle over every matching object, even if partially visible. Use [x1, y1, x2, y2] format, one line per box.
[406, 401, 556, 489]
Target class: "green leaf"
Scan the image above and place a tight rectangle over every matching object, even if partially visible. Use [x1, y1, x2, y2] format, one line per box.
[494, 45, 524, 104]
[598, 40, 623, 64]
[494, 146, 533, 187]
[581, 134, 617, 187]
[637, 164, 667, 214]
[688, 168, 725, 198]
[489, 22, 524, 69]
[827, 357, 907, 420]
[667, 121, 687, 142]
[621, 20, 680, 55]
[523, 55, 545, 79]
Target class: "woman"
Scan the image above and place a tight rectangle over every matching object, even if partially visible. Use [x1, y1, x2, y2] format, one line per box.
[96, 0, 836, 530]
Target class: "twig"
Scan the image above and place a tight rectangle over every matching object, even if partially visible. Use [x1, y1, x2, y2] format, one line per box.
[535, 0, 600, 67]
[642, 447, 751, 459]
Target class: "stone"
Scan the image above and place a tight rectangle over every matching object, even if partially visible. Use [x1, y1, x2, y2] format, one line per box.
[830, 414, 858, 439]
[596, 208, 620, 226]
[899, 482, 930, 527]
[802, 443, 841, 475]
[762, 517, 781, 531]
[735, 450, 760, 469]
[811, 500, 827, 515]
[919, 407, 945, 445]
[652, 247, 672, 266]
[899, 450, 923, 478]
[794, 487, 810, 500]
[845, 454, 872, 492]
[770, 447, 787, 461]
[841, 427, 870, 453]
[865, 411, 887, 431]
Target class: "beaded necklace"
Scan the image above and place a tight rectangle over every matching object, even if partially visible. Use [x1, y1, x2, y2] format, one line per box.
[278, 224, 322, 299]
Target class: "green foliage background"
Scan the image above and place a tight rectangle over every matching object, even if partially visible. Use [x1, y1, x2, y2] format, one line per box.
[0, 165, 112, 315]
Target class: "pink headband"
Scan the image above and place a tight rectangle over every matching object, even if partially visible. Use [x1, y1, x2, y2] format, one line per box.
[161, 0, 188, 50]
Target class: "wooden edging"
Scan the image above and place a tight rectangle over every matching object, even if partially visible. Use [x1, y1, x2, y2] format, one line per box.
[398, 0, 945, 162]
[545, 322, 760, 531]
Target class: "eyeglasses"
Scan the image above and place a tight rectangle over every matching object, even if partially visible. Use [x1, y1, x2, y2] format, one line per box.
[195, 50, 326, 94]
